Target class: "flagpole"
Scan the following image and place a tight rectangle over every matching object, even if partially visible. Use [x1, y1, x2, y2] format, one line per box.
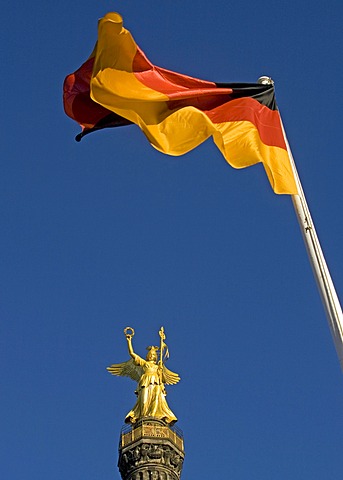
[258, 77, 343, 369]
[286, 133, 343, 368]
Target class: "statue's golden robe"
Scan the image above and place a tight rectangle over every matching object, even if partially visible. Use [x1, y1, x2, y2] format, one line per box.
[125, 354, 177, 425]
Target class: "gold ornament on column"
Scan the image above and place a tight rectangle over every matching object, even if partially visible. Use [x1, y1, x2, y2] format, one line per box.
[107, 326, 180, 425]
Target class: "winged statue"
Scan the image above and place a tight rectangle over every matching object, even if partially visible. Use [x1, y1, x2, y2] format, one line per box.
[107, 327, 180, 425]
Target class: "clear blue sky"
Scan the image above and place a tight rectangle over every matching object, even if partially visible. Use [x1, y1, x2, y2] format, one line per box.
[2, 2, 343, 479]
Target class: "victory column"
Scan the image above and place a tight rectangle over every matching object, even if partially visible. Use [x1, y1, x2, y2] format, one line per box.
[107, 327, 185, 480]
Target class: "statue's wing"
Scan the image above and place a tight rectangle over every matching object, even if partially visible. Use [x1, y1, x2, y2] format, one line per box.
[107, 358, 142, 382]
[162, 365, 180, 385]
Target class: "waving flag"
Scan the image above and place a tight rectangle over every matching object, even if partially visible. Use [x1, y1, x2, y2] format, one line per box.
[63, 12, 297, 195]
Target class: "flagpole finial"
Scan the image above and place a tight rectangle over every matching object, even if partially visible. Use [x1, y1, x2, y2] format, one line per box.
[257, 76, 274, 85]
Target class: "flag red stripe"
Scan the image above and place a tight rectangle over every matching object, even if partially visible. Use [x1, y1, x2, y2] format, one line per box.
[131, 48, 285, 150]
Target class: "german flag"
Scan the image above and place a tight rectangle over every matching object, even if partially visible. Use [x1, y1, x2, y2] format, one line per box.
[63, 12, 297, 195]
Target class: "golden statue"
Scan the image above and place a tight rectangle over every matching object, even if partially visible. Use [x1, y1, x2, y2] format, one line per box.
[107, 327, 180, 425]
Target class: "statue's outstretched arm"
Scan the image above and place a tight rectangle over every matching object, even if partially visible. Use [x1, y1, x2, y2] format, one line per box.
[125, 328, 144, 365]
[126, 335, 135, 358]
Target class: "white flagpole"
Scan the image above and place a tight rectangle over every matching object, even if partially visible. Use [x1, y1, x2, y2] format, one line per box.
[285, 130, 343, 367]
[259, 77, 343, 369]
